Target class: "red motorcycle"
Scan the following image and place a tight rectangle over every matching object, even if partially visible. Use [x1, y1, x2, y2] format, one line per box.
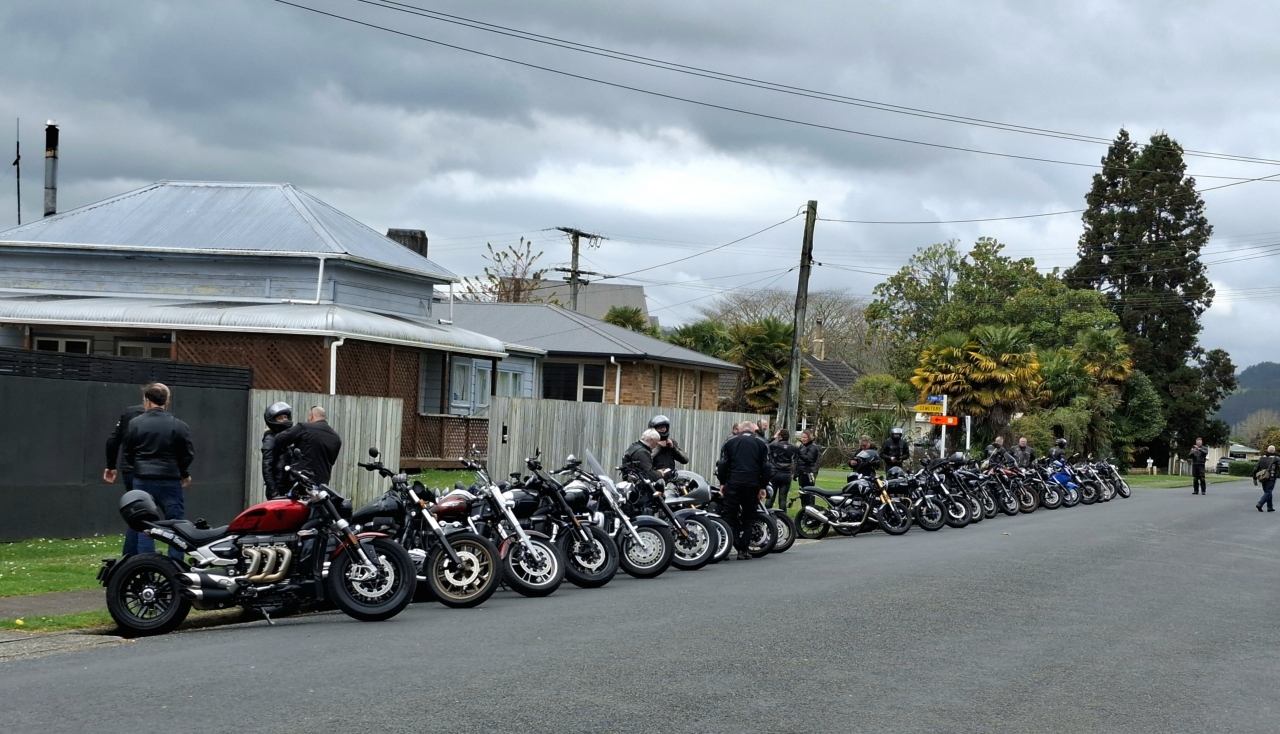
[98, 461, 416, 637]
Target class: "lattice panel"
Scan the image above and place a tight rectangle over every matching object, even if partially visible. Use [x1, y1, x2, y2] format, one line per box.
[336, 340, 390, 397]
[389, 349, 420, 458]
[176, 332, 325, 393]
[413, 415, 488, 460]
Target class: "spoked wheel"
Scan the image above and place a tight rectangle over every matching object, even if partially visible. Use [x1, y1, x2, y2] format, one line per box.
[1016, 484, 1039, 513]
[943, 497, 972, 528]
[558, 524, 620, 588]
[876, 499, 914, 535]
[671, 516, 716, 570]
[502, 537, 565, 597]
[619, 525, 674, 579]
[915, 498, 947, 531]
[1039, 483, 1063, 510]
[425, 532, 500, 607]
[795, 507, 829, 540]
[771, 511, 797, 553]
[1116, 478, 1132, 498]
[107, 555, 192, 638]
[748, 513, 777, 557]
[328, 537, 417, 621]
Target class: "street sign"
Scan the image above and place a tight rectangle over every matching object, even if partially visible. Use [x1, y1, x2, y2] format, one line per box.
[926, 395, 945, 404]
[930, 415, 959, 426]
[913, 404, 944, 414]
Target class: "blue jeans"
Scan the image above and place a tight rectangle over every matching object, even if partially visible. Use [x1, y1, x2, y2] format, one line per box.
[1259, 480, 1275, 510]
[131, 478, 187, 559]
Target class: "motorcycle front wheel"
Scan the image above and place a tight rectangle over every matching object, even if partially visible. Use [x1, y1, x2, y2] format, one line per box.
[997, 488, 1020, 516]
[106, 554, 192, 638]
[425, 532, 500, 608]
[619, 525, 674, 578]
[876, 499, 914, 535]
[559, 524, 620, 588]
[979, 489, 999, 519]
[1079, 482, 1099, 505]
[1039, 484, 1063, 510]
[707, 515, 734, 563]
[748, 514, 777, 557]
[944, 497, 972, 528]
[502, 537, 565, 597]
[328, 537, 417, 622]
[671, 516, 716, 571]
[1116, 478, 1132, 498]
[1017, 484, 1039, 513]
[915, 498, 946, 531]
[1061, 485, 1081, 508]
[771, 510, 798, 553]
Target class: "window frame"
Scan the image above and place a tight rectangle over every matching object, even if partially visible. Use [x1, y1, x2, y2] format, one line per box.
[34, 337, 91, 354]
[116, 341, 172, 360]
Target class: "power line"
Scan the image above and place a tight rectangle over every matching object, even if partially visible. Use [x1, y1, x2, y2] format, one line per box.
[600, 213, 801, 280]
[354, 0, 1280, 169]
[271, 0, 1279, 181]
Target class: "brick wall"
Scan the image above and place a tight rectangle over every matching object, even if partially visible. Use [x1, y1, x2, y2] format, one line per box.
[176, 331, 326, 393]
[700, 371, 720, 411]
[617, 362, 655, 407]
[611, 361, 727, 411]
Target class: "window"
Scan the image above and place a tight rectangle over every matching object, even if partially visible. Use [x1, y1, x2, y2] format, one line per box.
[34, 338, 90, 354]
[542, 363, 578, 401]
[581, 364, 605, 403]
[450, 362, 472, 405]
[497, 370, 523, 398]
[117, 342, 171, 359]
[474, 364, 492, 408]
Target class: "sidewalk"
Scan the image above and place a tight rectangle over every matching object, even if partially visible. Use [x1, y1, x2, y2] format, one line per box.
[0, 589, 106, 621]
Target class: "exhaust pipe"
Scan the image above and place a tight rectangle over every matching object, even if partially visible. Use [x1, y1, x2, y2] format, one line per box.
[802, 505, 861, 529]
[179, 587, 235, 608]
[178, 571, 239, 590]
[245, 547, 292, 583]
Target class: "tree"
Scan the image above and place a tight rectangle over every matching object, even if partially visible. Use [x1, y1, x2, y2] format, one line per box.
[460, 239, 554, 303]
[866, 241, 964, 374]
[666, 320, 732, 358]
[963, 325, 1045, 436]
[720, 317, 795, 414]
[1066, 129, 1223, 463]
[602, 306, 659, 337]
[1109, 370, 1166, 465]
[1235, 409, 1280, 449]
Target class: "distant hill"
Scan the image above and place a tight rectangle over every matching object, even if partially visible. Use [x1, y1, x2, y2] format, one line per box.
[1217, 362, 1280, 427]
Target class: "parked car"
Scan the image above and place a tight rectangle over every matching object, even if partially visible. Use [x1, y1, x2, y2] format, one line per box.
[1216, 457, 1236, 474]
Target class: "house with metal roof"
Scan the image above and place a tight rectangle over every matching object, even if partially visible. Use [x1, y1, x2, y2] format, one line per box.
[0, 180, 532, 463]
[446, 301, 738, 411]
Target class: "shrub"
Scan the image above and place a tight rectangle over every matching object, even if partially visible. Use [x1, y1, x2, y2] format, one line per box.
[1229, 461, 1255, 477]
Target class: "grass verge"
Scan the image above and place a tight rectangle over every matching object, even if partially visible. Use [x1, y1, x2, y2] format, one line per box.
[0, 536, 123, 597]
[408, 469, 473, 490]
[1123, 473, 1239, 489]
[0, 610, 114, 632]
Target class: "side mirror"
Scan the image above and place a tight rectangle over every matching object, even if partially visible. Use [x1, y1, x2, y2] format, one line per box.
[368, 447, 380, 458]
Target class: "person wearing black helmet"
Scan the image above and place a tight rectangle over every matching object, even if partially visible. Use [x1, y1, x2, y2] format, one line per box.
[274, 405, 343, 486]
[261, 402, 294, 498]
[880, 427, 911, 471]
[648, 415, 689, 475]
[1050, 437, 1067, 463]
[848, 435, 880, 479]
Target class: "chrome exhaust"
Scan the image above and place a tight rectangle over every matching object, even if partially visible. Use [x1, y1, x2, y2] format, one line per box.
[245, 547, 292, 583]
[803, 505, 861, 529]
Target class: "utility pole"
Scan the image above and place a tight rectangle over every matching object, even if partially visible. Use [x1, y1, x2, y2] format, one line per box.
[12, 119, 19, 225]
[777, 200, 817, 434]
[554, 227, 605, 311]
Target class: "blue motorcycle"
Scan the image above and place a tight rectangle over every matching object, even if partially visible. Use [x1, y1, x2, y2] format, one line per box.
[1046, 460, 1083, 508]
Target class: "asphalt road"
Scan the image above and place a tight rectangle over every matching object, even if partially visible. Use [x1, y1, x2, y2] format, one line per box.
[4, 480, 1279, 734]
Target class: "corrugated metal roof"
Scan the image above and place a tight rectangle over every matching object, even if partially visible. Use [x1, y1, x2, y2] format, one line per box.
[448, 302, 738, 371]
[0, 295, 505, 357]
[0, 181, 457, 281]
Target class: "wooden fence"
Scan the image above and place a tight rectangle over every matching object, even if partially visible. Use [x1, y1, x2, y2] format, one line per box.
[246, 390, 403, 508]
[486, 397, 762, 479]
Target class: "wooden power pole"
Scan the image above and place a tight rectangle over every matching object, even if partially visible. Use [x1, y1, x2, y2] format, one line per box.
[554, 227, 605, 311]
[777, 201, 817, 434]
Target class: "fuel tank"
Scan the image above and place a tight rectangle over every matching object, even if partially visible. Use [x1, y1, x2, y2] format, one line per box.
[228, 499, 310, 534]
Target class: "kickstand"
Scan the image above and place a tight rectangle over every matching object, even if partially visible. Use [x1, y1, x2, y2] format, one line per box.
[261, 609, 275, 626]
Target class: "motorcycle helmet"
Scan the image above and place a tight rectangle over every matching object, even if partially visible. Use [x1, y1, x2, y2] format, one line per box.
[649, 414, 671, 438]
[887, 465, 906, 479]
[1055, 438, 1067, 448]
[264, 401, 293, 432]
[948, 451, 967, 464]
[890, 427, 903, 438]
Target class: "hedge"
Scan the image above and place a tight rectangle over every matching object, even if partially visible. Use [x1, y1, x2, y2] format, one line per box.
[1229, 461, 1256, 477]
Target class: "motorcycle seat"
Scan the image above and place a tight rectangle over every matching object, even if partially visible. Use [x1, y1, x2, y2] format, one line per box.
[801, 486, 848, 498]
[152, 519, 229, 544]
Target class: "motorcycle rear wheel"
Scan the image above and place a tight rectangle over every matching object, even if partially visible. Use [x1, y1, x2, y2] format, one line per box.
[328, 538, 416, 622]
[559, 525, 620, 588]
[425, 532, 500, 607]
[671, 516, 716, 570]
[795, 509, 829, 540]
[619, 525, 674, 579]
[748, 514, 777, 557]
[502, 537, 565, 597]
[106, 554, 192, 638]
[771, 510, 798, 553]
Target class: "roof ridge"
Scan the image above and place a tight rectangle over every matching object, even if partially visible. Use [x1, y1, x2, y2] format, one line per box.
[553, 305, 641, 353]
[277, 184, 346, 255]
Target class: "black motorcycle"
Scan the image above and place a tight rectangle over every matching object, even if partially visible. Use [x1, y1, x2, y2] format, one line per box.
[617, 471, 717, 571]
[517, 454, 621, 588]
[349, 448, 500, 608]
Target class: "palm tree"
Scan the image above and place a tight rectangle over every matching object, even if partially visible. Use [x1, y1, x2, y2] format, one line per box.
[911, 331, 977, 416]
[603, 306, 659, 337]
[1039, 348, 1090, 408]
[1073, 327, 1133, 384]
[666, 320, 732, 358]
[725, 317, 794, 413]
[964, 325, 1044, 435]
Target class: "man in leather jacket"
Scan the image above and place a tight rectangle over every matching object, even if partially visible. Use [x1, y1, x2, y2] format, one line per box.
[273, 406, 343, 486]
[122, 383, 194, 559]
[848, 436, 879, 478]
[1189, 438, 1209, 495]
[1050, 437, 1067, 463]
[767, 430, 798, 510]
[648, 415, 689, 474]
[880, 427, 911, 471]
[104, 399, 145, 555]
[623, 429, 666, 483]
[985, 436, 1009, 465]
[1011, 437, 1036, 468]
[717, 422, 771, 559]
[261, 402, 294, 498]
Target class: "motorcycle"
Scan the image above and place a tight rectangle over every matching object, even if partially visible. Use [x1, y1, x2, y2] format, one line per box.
[667, 470, 735, 563]
[1094, 458, 1131, 499]
[794, 473, 913, 540]
[1046, 459, 1083, 507]
[99, 456, 416, 637]
[578, 450, 675, 578]
[617, 470, 717, 571]
[518, 454, 621, 588]
[349, 448, 500, 608]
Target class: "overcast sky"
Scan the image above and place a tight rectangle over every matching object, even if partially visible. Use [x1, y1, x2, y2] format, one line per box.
[0, 1, 1275, 367]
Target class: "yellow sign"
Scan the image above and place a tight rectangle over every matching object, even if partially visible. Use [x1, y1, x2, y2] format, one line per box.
[913, 404, 944, 414]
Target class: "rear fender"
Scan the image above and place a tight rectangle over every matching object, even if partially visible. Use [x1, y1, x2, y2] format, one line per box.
[97, 553, 188, 588]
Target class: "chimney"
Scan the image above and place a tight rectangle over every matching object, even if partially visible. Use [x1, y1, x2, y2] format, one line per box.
[43, 120, 58, 217]
[386, 229, 428, 258]
[813, 318, 825, 361]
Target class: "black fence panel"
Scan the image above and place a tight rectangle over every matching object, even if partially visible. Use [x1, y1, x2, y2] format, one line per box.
[0, 374, 248, 542]
[0, 346, 252, 390]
